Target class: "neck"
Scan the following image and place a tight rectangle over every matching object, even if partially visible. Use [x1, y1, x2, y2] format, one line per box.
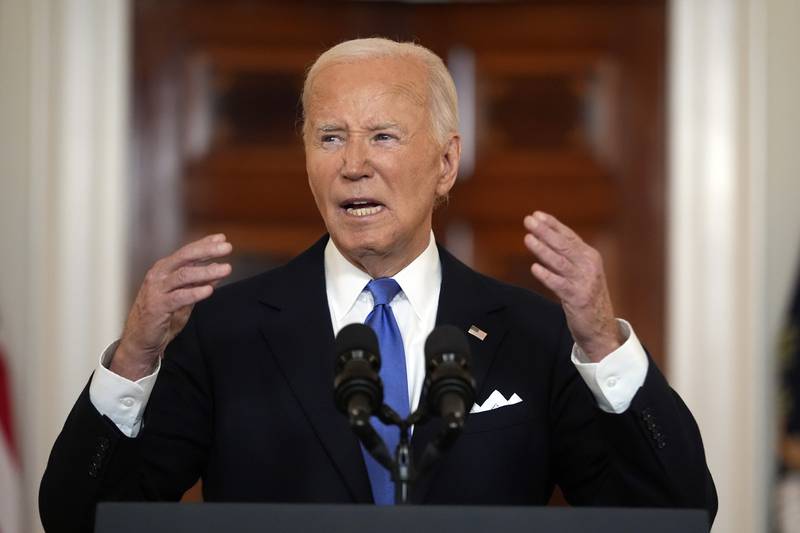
[341, 233, 430, 279]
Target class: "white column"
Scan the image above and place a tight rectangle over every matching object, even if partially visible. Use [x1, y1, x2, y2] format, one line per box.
[0, 1, 129, 531]
[667, 0, 800, 531]
[668, 0, 761, 531]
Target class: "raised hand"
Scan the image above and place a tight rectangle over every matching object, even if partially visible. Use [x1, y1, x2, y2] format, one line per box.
[523, 211, 623, 362]
[110, 234, 233, 380]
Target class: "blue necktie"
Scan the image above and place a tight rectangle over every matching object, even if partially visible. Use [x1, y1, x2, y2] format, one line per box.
[362, 278, 410, 505]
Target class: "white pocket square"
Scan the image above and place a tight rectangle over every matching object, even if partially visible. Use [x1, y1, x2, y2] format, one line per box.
[470, 390, 523, 414]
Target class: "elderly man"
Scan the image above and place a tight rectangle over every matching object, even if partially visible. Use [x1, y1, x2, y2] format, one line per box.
[40, 38, 716, 531]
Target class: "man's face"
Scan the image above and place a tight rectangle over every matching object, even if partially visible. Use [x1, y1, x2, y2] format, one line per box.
[304, 56, 459, 275]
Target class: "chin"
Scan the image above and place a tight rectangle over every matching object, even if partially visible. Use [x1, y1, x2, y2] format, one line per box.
[331, 226, 395, 260]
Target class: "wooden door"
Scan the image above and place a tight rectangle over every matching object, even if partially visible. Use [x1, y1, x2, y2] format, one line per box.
[132, 0, 666, 502]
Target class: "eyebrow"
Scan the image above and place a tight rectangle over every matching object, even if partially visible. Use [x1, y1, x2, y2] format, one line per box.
[316, 122, 404, 133]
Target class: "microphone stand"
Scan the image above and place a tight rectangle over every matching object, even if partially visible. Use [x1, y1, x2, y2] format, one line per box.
[336, 324, 475, 505]
[350, 404, 465, 505]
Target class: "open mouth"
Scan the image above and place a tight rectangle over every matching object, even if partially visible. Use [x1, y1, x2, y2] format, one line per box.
[340, 199, 385, 217]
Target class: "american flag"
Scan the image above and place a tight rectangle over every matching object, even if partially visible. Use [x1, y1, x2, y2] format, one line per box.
[0, 339, 21, 533]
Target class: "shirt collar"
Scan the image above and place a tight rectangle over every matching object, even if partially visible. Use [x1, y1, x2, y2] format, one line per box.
[324, 232, 440, 323]
[392, 233, 440, 322]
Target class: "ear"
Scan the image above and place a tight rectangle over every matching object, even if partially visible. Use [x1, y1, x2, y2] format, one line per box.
[435, 134, 461, 197]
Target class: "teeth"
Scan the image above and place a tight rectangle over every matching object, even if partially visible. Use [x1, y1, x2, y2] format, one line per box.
[346, 205, 383, 217]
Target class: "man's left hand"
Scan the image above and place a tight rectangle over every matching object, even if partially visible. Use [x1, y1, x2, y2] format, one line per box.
[523, 211, 624, 362]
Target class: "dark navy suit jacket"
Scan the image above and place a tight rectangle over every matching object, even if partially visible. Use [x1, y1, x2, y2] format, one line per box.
[39, 237, 717, 532]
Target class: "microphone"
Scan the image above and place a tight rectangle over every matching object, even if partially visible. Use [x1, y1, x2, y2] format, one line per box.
[333, 323, 393, 472]
[333, 323, 383, 424]
[423, 325, 476, 429]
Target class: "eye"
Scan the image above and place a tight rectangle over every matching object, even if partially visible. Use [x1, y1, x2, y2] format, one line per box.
[320, 134, 343, 145]
[373, 133, 396, 142]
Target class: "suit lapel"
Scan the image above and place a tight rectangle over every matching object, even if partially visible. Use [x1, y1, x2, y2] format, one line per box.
[256, 237, 373, 503]
[410, 246, 508, 503]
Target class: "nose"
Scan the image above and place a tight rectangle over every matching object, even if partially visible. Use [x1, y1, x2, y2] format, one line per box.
[341, 136, 372, 181]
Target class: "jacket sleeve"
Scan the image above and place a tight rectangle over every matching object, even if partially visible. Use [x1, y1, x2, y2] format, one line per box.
[39, 313, 213, 533]
[549, 317, 718, 524]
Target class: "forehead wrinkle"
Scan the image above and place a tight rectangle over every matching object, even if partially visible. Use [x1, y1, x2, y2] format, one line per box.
[315, 119, 404, 132]
[387, 80, 427, 107]
[305, 63, 432, 137]
[367, 121, 402, 131]
[367, 83, 427, 126]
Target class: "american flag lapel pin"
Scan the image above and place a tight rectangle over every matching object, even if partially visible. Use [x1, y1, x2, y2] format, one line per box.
[468, 325, 487, 341]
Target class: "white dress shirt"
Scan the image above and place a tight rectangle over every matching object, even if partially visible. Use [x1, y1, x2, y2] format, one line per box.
[90, 233, 648, 438]
[324, 232, 442, 413]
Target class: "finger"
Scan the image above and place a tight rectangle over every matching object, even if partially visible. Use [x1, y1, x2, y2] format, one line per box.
[163, 235, 233, 271]
[524, 234, 575, 277]
[523, 214, 580, 261]
[164, 285, 214, 311]
[530, 263, 572, 299]
[530, 211, 581, 241]
[163, 262, 232, 292]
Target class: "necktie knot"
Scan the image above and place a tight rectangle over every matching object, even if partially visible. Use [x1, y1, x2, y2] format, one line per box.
[366, 278, 402, 307]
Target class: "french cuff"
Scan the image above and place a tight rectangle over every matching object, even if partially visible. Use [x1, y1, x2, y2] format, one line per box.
[570, 319, 648, 414]
[88, 340, 161, 438]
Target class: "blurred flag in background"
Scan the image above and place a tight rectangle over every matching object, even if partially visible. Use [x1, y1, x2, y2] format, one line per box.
[778, 268, 800, 533]
[0, 338, 21, 533]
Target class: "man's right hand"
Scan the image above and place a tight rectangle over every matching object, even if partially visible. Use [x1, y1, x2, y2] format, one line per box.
[110, 234, 233, 381]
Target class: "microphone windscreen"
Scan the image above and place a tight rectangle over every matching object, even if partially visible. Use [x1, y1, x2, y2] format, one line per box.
[335, 323, 380, 358]
[424, 325, 470, 362]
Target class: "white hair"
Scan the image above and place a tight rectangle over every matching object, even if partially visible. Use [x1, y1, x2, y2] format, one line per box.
[301, 37, 459, 145]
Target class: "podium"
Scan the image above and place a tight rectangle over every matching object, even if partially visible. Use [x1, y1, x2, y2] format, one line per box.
[95, 503, 709, 533]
